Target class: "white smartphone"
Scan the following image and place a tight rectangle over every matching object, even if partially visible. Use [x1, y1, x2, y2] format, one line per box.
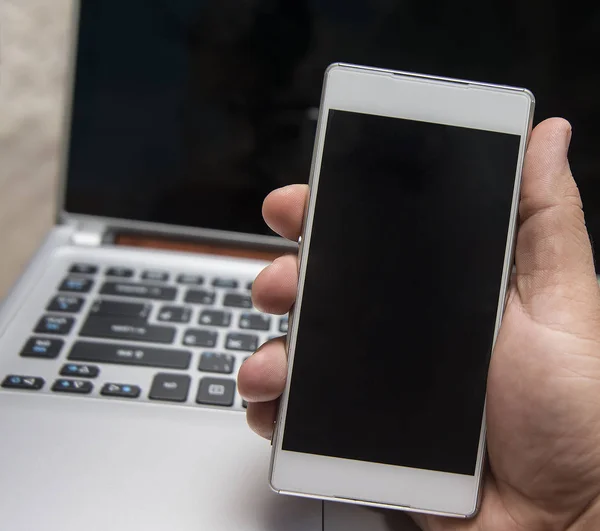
[269, 63, 535, 518]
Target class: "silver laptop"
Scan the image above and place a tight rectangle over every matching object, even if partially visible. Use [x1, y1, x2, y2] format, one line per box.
[0, 1, 417, 529]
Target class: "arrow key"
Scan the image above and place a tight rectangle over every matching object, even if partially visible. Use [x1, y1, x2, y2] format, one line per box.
[52, 379, 93, 394]
[101, 383, 141, 398]
[2, 375, 44, 390]
[60, 363, 99, 378]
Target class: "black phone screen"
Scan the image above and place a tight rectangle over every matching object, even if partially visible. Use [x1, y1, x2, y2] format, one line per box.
[281, 110, 522, 477]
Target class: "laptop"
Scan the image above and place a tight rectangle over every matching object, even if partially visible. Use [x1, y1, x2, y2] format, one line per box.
[1, 1, 599, 530]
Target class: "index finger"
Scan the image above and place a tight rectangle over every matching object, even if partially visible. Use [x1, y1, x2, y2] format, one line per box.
[262, 184, 309, 241]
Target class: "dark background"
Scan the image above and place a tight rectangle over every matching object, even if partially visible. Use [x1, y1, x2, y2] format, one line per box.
[282, 111, 521, 476]
[66, 0, 600, 254]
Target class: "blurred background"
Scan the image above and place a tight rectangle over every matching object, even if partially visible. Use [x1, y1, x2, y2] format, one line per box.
[0, 0, 71, 298]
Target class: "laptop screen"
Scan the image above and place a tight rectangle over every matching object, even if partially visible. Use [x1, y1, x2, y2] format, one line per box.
[66, 1, 600, 246]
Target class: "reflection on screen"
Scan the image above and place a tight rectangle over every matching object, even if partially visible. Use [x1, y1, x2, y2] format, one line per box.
[65, 1, 600, 246]
[281, 111, 521, 476]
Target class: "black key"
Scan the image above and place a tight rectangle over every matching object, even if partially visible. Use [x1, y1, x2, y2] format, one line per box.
[279, 316, 289, 333]
[182, 329, 218, 348]
[239, 313, 271, 331]
[2, 375, 44, 390]
[225, 333, 258, 352]
[212, 278, 239, 289]
[58, 277, 94, 294]
[21, 337, 63, 359]
[69, 342, 191, 370]
[246, 281, 254, 291]
[157, 306, 191, 324]
[199, 352, 235, 374]
[90, 299, 150, 320]
[223, 293, 252, 309]
[198, 310, 231, 328]
[52, 379, 93, 394]
[149, 373, 190, 402]
[101, 383, 141, 398]
[177, 274, 204, 285]
[184, 289, 215, 305]
[196, 378, 235, 407]
[69, 263, 98, 275]
[34, 315, 75, 335]
[47, 295, 85, 313]
[142, 270, 169, 282]
[80, 316, 175, 344]
[105, 267, 134, 278]
[60, 363, 99, 378]
[100, 282, 176, 301]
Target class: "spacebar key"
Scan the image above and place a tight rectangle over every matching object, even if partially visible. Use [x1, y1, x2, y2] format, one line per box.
[80, 316, 176, 344]
[69, 342, 191, 370]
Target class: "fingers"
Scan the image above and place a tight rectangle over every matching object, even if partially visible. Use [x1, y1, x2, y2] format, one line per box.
[246, 401, 279, 439]
[238, 339, 288, 439]
[252, 254, 298, 314]
[238, 339, 287, 402]
[262, 184, 309, 241]
[516, 118, 600, 312]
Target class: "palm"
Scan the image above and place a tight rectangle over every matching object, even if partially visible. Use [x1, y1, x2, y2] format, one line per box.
[474, 287, 600, 530]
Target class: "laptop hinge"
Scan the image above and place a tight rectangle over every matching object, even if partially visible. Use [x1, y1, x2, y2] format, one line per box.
[70, 221, 106, 247]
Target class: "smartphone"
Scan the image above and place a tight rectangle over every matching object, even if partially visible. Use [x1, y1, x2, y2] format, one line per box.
[269, 63, 534, 518]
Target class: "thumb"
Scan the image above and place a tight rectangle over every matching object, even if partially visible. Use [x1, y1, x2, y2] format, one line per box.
[515, 118, 600, 320]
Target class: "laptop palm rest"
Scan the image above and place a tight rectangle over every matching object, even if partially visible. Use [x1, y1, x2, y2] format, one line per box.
[0, 392, 321, 531]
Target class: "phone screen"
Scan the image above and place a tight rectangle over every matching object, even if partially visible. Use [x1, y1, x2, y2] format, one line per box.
[282, 110, 522, 476]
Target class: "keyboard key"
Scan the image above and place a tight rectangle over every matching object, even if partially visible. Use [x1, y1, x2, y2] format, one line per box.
[199, 353, 235, 374]
[80, 317, 176, 344]
[239, 313, 271, 331]
[100, 282, 177, 301]
[225, 333, 258, 352]
[59, 277, 94, 294]
[142, 270, 169, 282]
[90, 299, 151, 320]
[21, 337, 64, 359]
[223, 293, 252, 309]
[34, 315, 75, 335]
[198, 310, 231, 327]
[101, 383, 141, 398]
[69, 342, 191, 370]
[69, 263, 98, 275]
[196, 378, 235, 407]
[105, 267, 134, 278]
[184, 289, 215, 305]
[149, 373, 190, 402]
[212, 278, 238, 289]
[177, 274, 204, 285]
[279, 316, 289, 333]
[2, 375, 44, 390]
[60, 363, 99, 378]
[52, 379, 93, 394]
[182, 329, 218, 348]
[47, 295, 85, 313]
[157, 306, 191, 324]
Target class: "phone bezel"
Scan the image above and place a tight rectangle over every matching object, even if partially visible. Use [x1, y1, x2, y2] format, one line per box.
[269, 63, 535, 518]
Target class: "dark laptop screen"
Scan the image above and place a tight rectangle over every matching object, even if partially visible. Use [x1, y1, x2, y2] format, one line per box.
[66, 1, 600, 248]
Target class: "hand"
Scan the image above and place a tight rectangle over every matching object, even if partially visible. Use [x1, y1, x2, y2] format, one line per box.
[238, 118, 600, 531]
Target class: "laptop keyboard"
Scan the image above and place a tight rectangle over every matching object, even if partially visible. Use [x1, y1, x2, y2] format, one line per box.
[1, 262, 288, 411]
